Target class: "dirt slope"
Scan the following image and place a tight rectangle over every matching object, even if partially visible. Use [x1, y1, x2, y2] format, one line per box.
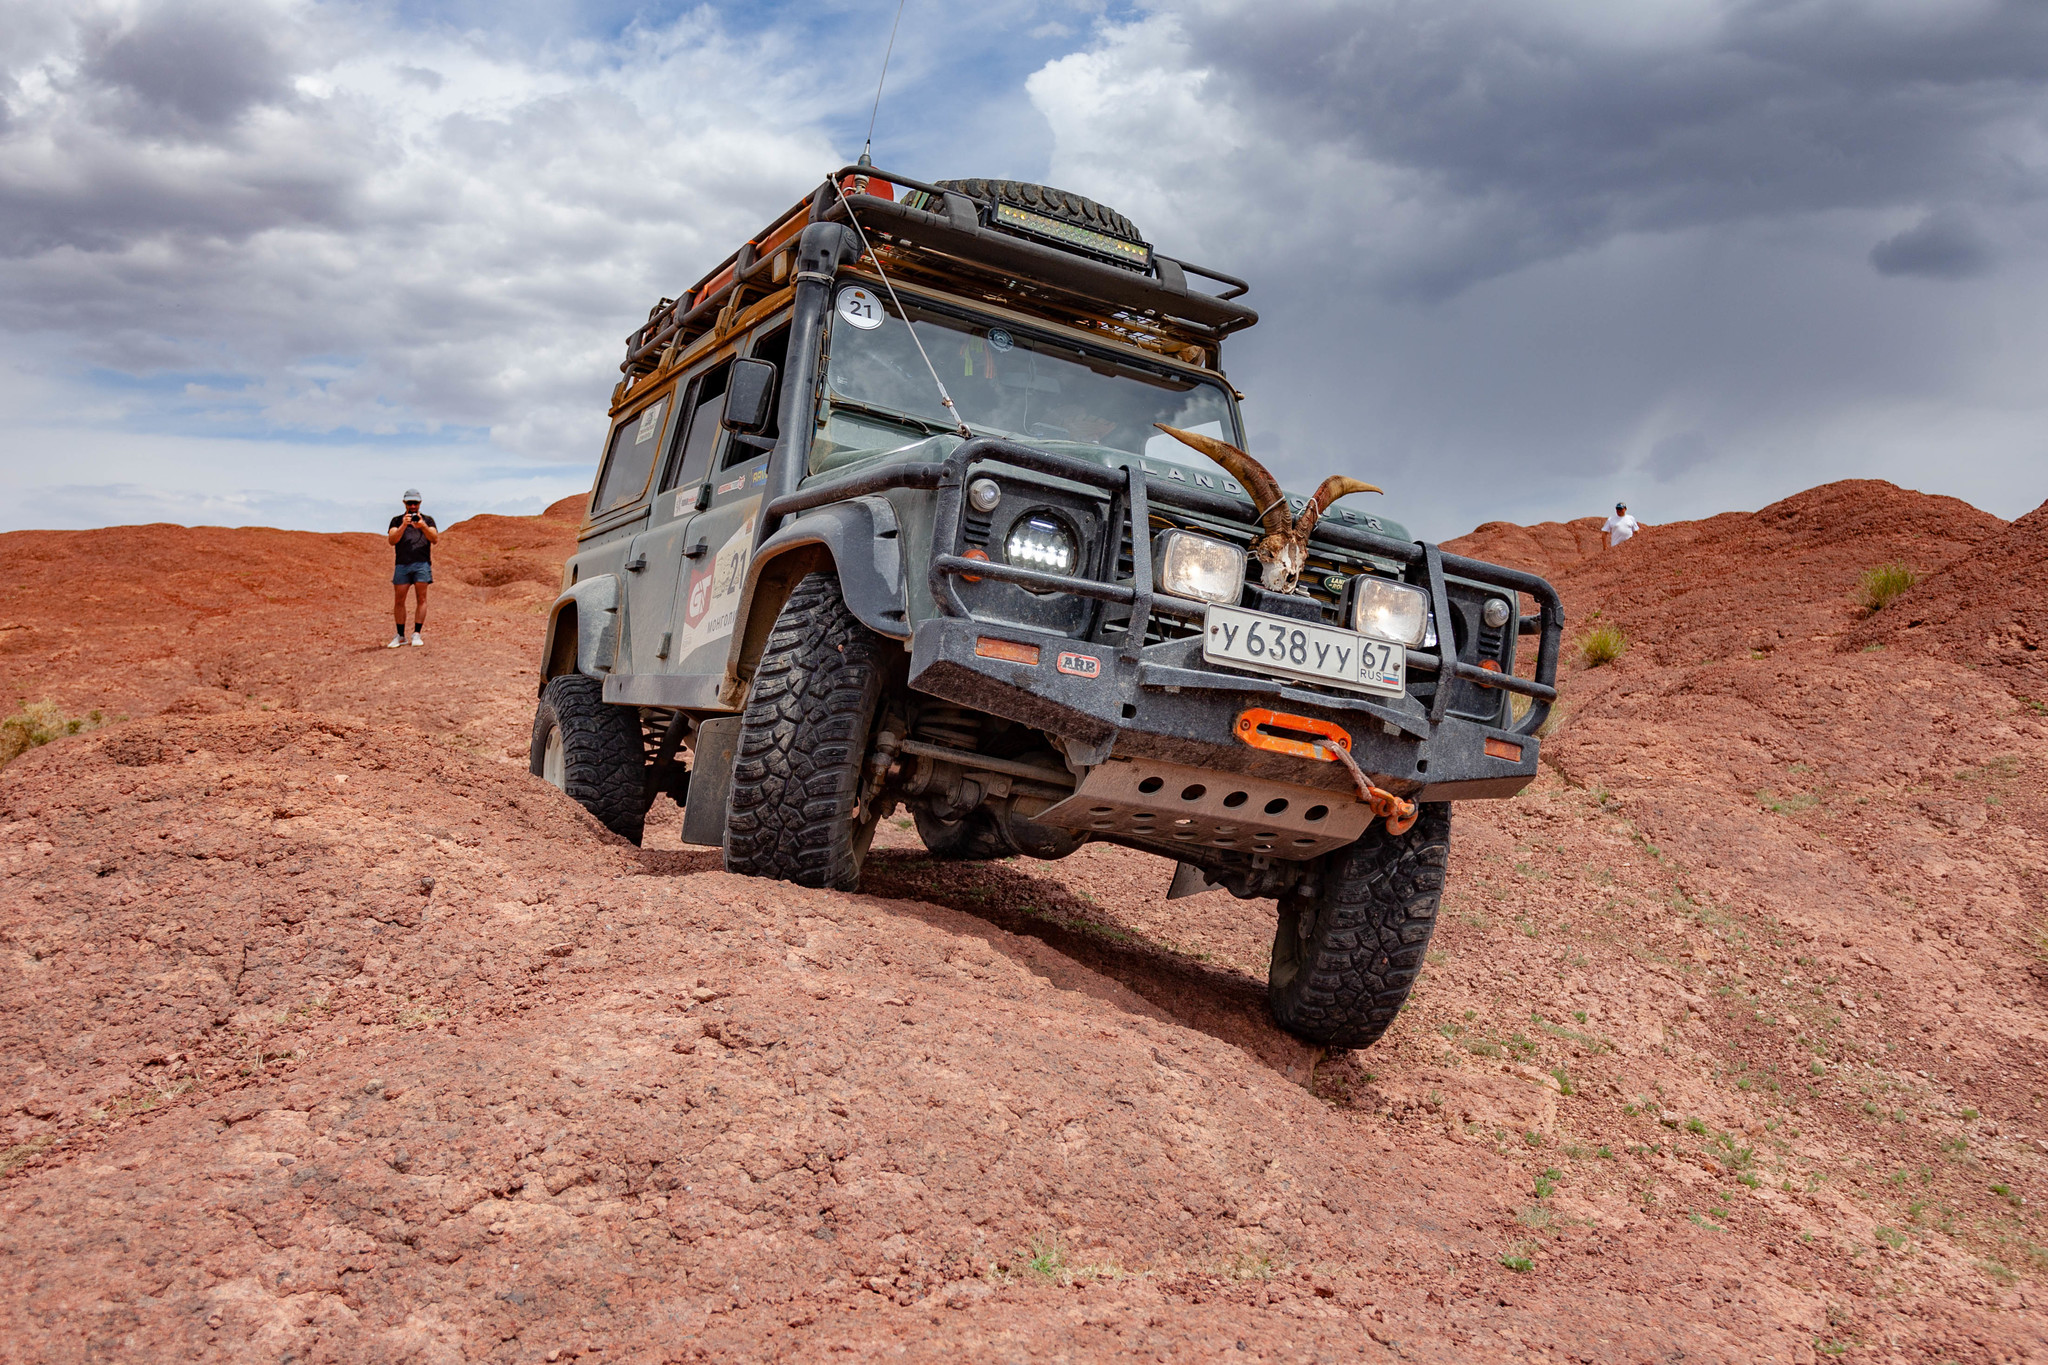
[5, 481, 2048, 1363]
[0, 495, 582, 749]
[1446, 516, 1609, 578]
[1846, 498, 2048, 697]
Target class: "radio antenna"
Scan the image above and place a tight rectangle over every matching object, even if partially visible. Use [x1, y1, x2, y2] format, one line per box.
[862, 0, 908, 158]
[831, 177, 972, 438]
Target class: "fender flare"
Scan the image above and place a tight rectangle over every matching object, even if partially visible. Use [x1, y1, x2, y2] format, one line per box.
[718, 497, 906, 706]
[539, 573, 622, 686]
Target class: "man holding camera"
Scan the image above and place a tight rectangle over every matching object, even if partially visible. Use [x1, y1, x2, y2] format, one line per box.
[385, 489, 439, 647]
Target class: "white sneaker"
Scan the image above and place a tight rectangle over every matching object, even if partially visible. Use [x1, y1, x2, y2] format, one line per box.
[386, 633, 404, 648]
[410, 633, 424, 647]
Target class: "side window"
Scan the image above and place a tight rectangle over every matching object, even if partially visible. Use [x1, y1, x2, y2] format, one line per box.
[723, 323, 791, 468]
[590, 393, 670, 515]
[655, 373, 701, 494]
[668, 361, 731, 492]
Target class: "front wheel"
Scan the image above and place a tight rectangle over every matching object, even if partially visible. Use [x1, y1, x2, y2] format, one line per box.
[530, 674, 650, 844]
[1267, 802, 1451, 1049]
[724, 573, 888, 890]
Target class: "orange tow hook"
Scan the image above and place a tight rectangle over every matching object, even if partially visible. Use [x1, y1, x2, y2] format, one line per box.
[1233, 708, 1417, 834]
[1235, 707, 1351, 760]
[1317, 738, 1419, 835]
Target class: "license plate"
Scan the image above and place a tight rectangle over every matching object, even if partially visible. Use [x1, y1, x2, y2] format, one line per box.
[1201, 604, 1406, 698]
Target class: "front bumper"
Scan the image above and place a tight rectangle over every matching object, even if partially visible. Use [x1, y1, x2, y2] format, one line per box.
[761, 433, 1564, 811]
[909, 618, 1537, 803]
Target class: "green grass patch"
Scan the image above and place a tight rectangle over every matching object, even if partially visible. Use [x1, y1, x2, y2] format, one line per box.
[1581, 623, 1628, 667]
[1859, 562, 1917, 612]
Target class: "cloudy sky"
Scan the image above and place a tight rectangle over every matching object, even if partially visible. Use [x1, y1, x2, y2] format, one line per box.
[4, 0, 2045, 540]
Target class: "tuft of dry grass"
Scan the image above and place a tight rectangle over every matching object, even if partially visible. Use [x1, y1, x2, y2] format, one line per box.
[0, 1134, 56, 1175]
[0, 701, 105, 771]
[1859, 562, 1917, 612]
[1581, 623, 1628, 667]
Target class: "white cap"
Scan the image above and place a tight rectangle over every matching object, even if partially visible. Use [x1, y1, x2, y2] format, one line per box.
[403, 488, 422, 501]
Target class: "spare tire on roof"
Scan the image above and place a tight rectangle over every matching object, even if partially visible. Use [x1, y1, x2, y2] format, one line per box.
[936, 179, 1145, 248]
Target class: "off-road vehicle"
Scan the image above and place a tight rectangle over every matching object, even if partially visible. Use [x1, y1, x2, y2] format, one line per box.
[531, 164, 1563, 1049]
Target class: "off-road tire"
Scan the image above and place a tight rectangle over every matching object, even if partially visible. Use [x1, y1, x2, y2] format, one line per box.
[1267, 803, 1452, 1049]
[937, 179, 1144, 247]
[725, 573, 887, 890]
[530, 674, 650, 845]
[914, 808, 1015, 861]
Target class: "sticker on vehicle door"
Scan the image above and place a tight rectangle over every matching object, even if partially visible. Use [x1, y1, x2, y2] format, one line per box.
[684, 565, 715, 627]
[673, 514, 756, 660]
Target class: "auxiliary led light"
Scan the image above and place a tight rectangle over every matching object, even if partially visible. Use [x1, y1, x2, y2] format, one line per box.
[1003, 512, 1078, 579]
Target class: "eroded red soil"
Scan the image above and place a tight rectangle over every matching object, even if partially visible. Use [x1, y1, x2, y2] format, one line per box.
[3, 481, 2045, 1363]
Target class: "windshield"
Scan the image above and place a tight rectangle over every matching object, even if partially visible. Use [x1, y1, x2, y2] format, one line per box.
[816, 289, 1240, 471]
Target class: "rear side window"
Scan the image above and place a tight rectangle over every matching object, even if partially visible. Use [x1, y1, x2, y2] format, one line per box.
[663, 362, 731, 493]
[591, 394, 670, 515]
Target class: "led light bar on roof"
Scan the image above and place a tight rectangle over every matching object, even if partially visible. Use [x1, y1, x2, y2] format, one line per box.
[991, 203, 1152, 270]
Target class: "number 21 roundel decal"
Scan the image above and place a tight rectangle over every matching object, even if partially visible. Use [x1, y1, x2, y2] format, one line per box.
[835, 286, 883, 330]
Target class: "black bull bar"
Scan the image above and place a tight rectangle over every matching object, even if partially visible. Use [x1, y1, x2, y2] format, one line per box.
[762, 437, 1563, 791]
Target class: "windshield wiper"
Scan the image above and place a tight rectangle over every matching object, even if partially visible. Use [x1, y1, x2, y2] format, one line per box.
[827, 398, 954, 438]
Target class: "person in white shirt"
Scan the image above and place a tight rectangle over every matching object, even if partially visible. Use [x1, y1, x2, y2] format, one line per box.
[1602, 502, 1640, 550]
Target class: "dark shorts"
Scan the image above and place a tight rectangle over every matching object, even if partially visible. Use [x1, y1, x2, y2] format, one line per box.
[393, 562, 433, 585]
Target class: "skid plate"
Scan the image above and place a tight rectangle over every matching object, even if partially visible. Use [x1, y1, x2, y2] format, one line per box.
[1037, 757, 1373, 858]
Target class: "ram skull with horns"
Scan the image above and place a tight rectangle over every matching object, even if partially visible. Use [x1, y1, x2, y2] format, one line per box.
[1152, 424, 1382, 594]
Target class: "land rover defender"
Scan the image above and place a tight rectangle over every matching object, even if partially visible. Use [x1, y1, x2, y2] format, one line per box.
[531, 165, 1563, 1048]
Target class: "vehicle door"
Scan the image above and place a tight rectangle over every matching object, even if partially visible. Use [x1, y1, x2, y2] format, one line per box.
[620, 361, 729, 677]
[668, 321, 791, 681]
[583, 387, 672, 659]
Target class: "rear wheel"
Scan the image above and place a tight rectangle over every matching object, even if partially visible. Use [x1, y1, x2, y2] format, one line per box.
[1267, 803, 1451, 1049]
[530, 674, 650, 844]
[724, 573, 888, 890]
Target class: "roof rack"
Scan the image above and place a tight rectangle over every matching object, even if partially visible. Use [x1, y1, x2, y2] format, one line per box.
[619, 163, 1258, 379]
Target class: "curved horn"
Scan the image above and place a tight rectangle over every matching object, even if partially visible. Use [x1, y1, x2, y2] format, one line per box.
[1152, 425, 1289, 535]
[1293, 475, 1383, 538]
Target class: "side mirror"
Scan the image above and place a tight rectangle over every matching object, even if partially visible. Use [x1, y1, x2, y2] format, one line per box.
[721, 359, 777, 433]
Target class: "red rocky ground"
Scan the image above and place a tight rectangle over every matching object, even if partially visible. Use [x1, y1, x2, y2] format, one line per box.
[2, 481, 2045, 1363]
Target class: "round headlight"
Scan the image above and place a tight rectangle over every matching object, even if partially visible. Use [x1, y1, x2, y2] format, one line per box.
[1003, 512, 1078, 580]
[1482, 598, 1512, 629]
[967, 477, 1002, 513]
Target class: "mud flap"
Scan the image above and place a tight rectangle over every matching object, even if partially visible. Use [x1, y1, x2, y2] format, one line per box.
[680, 715, 742, 848]
[1167, 861, 1222, 900]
